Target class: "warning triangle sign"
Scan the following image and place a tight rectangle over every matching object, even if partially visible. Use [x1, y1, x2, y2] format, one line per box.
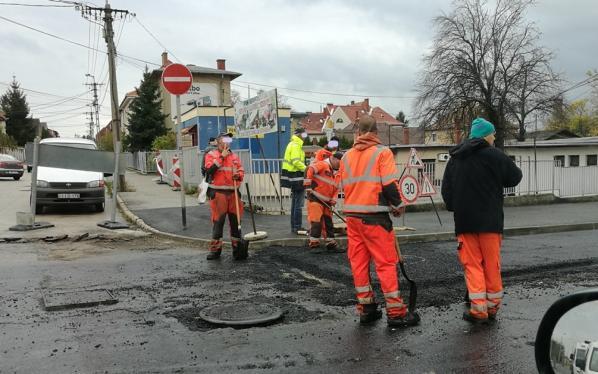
[419, 172, 437, 197]
[407, 148, 424, 169]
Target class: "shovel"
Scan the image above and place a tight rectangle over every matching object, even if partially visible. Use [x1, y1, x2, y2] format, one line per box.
[232, 174, 248, 260]
[313, 194, 418, 312]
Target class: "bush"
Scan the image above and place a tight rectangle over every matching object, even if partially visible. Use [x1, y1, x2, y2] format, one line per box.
[0, 132, 17, 147]
[97, 132, 114, 151]
[151, 132, 176, 151]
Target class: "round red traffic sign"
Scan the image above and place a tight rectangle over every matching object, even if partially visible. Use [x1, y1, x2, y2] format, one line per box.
[399, 174, 420, 205]
[161, 63, 192, 95]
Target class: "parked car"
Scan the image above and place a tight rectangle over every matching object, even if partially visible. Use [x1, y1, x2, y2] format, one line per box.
[0, 154, 24, 180]
[34, 138, 105, 213]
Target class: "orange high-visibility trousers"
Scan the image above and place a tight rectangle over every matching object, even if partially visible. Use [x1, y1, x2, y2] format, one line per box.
[457, 233, 503, 319]
[210, 191, 243, 241]
[346, 216, 407, 318]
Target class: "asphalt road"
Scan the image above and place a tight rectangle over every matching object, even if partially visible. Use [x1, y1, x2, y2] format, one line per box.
[1, 229, 597, 373]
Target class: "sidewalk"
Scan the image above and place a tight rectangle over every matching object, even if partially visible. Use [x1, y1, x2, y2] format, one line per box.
[120, 171, 598, 247]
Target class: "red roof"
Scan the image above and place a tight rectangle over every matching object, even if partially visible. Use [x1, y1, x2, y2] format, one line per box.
[371, 107, 402, 125]
[300, 112, 326, 134]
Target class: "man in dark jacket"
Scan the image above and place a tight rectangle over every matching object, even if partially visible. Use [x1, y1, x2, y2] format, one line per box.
[442, 118, 522, 324]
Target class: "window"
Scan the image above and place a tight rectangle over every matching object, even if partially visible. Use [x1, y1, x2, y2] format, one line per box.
[569, 155, 579, 167]
[590, 348, 598, 372]
[336, 118, 343, 123]
[587, 154, 597, 166]
[431, 132, 437, 142]
[554, 155, 565, 167]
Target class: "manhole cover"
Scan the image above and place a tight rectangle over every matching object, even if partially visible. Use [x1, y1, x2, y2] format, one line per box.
[42, 289, 118, 311]
[199, 302, 283, 327]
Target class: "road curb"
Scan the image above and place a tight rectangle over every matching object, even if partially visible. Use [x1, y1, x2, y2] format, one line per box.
[117, 197, 598, 249]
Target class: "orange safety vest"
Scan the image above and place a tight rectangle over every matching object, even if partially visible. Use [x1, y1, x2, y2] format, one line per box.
[339, 140, 401, 214]
[204, 149, 244, 190]
[304, 159, 338, 203]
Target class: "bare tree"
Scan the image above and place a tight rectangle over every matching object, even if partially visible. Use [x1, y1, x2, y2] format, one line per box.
[415, 0, 561, 148]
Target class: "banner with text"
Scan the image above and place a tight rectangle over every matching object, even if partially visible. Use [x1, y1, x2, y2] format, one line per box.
[234, 89, 278, 137]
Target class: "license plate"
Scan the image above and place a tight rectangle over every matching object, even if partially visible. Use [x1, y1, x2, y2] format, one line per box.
[58, 193, 80, 199]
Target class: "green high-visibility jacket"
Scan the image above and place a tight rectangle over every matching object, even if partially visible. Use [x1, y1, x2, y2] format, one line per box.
[281, 135, 306, 188]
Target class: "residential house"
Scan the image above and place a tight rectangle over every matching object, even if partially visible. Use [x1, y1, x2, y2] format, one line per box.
[120, 89, 138, 137]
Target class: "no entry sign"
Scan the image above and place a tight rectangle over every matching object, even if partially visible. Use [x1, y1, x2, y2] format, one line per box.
[161, 63, 192, 96]
[399, 174, 420, 205]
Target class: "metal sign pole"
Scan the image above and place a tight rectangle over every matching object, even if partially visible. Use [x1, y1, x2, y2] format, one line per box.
[176, 94, 187, 228]
[30, 136, 39, 224]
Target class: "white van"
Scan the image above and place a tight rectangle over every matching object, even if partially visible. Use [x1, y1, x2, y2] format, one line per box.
[35, 138, 105, 213]
[582, 341, 598, 374]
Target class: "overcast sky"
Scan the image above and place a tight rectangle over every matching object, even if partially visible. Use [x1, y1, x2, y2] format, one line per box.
[1, 0, 597, 137]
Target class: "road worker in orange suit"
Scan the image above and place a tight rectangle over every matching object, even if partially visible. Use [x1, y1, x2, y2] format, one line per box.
[442, 118, 522, 324]
[304, 151, 344, 253]
[204, 132, 245, 261]
[339, 114, 420, 327]
[314, 136, 340, 162]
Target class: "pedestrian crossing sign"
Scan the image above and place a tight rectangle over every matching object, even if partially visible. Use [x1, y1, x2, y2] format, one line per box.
[419, 172, 436, 197]
[407, 148, 424, 169]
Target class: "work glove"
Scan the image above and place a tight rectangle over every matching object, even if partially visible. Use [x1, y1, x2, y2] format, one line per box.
[391, 206, 405, 217]
[221, 148, 230, 158]
[329, 200, 336, 206]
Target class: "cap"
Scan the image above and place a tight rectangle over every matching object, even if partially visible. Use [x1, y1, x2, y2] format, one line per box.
[208, 137, 216, 143]
[294, 127, 305, 135]
[469, 118, 495, 139]
[217, 132, 233, 138]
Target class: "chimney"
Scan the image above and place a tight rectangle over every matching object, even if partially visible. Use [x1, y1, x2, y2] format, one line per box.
[217, 59, 226, 70]
[161, 52, 168, 67]
[350, 100, 355, 105]
[364, 98, 370, 111]
[403, 126, 410, 145]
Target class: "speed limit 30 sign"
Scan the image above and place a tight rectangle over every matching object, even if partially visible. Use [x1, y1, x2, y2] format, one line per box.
[399, 174, 420, 205]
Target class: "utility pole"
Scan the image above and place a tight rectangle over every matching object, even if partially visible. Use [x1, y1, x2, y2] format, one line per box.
[85, 74, 103, 138]
[86, 111, 95, 139]
[78, 1, 131, 229]
[79, 2, 131, 191]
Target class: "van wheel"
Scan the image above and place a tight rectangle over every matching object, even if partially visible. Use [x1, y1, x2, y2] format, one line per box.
[27, 166, 32, 173]
[95, 203, 105, 212]
[13, 176, 21, 181]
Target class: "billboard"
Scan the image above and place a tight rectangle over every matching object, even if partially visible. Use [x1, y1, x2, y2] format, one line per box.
[169, 82, 219, 119]
[234, 89, 278, 137]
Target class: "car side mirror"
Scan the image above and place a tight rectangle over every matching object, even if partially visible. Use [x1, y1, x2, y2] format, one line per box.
[535, 288, 598, 374]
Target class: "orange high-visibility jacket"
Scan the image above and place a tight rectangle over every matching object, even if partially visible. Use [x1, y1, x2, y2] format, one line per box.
[314, 148, 332, 163]
[339, 134, 402, 214]
[204, 149, 244, 190]
[304, 159, 339, 204]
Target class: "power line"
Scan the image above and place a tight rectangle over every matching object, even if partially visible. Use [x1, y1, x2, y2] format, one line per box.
[133, 15, 180, 62]
[235, 80, 417, 99]
[0, 2, 71, 7]
[0, 14, 160, 66]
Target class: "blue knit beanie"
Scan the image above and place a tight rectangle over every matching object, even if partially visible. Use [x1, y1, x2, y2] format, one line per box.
[469, 118, 495, 139]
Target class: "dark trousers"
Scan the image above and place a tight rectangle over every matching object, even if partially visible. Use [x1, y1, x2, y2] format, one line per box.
[290, 186, 305, 231]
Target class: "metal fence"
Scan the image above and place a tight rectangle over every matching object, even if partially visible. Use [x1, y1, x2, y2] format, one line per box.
[125, 151, 158, 175]
[0, 147, 25, 162]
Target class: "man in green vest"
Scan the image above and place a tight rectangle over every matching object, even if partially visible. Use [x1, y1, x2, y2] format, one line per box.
[281, 127, 308, 234]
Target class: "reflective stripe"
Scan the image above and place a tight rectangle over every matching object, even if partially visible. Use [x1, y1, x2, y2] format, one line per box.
[219, 167, 233, 171]
[487, 300, 500, 308]
[357, 297, 374, 304]
[384, 291, 401, 299]
[313, 174, 338, 187]
[304, 178, 312, 184]
[342, 204, 391, 213]
[487, 290, 503, 299]
[386, 302, 405, 309]
[230, 237, 240, 241]
[342, 175, 382, 186]
[311, 190, 334, 203]
[380, 173, 401, 184]
[471, 303, 488, 312]
[213, 159, 221, 167]
[362, 146, 386, 178]
[208, 184, 237, 190]
[355, 285, 372, 293]
[469, 292, 486, 300]
[280, 176, 304, 182]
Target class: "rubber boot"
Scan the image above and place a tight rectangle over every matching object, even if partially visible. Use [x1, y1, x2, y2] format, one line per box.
[207, 240, 222, 260]
[325, 239, 344, 253]
[387, 311, 421, 328]
[359, 303, 382, 325]
[308, 239, 321, 251]
[462, 310, 489, 324]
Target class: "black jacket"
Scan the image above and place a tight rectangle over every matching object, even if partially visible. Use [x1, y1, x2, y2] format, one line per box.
[441, 138, 522, 235]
